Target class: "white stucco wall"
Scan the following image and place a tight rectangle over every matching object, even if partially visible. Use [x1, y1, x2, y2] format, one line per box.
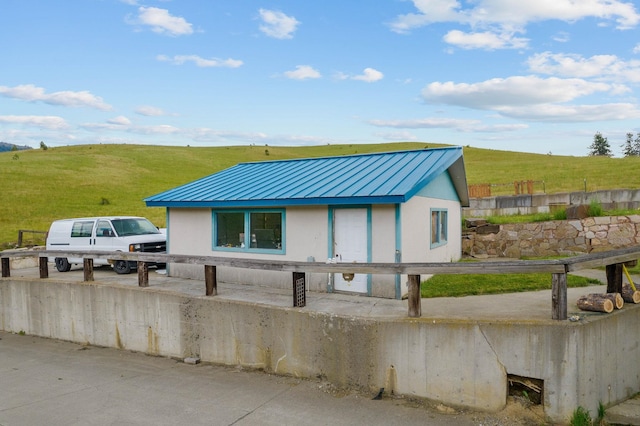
[165, 199, 461, 299]
[401, 195, 462, 263]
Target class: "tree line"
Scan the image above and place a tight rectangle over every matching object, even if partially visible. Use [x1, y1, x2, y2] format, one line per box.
[589, 132, 640, 157]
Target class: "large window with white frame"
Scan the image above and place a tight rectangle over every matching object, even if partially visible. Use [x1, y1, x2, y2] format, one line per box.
[213, 209, 284, 253]
[430, 208, 448, 247]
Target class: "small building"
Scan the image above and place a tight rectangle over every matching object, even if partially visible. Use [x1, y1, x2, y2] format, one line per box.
[145, 147, 469, 298]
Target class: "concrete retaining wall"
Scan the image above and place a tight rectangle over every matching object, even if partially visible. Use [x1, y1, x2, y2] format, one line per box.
[465, 188, 640, 217]
[464, 215, 640, 258]
[3, 277, 640, 422]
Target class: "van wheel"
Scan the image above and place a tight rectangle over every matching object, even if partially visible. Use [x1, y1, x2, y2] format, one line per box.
[55, 258, 71, 272]
[113, 260, 131, 274]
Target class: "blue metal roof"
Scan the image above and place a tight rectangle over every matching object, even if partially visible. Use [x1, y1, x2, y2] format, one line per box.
[145, 147, 469, 208]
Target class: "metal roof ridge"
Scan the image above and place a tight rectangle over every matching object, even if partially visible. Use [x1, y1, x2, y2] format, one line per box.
[236, 146, 462, 166]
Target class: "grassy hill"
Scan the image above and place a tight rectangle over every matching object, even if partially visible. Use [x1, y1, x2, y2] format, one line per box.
[2, 142, 640, 248]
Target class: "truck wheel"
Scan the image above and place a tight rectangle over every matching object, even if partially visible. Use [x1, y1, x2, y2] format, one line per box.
[113, 260, 132, 274]
[55, 258, 71, 272]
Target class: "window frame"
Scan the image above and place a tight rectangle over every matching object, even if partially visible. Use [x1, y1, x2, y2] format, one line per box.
[212, 208, 285, 254]
[430, 208, 448, 248]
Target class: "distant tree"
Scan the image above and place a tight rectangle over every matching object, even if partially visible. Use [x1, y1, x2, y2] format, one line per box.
[39, 141, 48, 150]
[588, 132, 612, 157]
[635, 133, 640, 156]
[10, 144, 18, 151]
[622, 132, 636, 157]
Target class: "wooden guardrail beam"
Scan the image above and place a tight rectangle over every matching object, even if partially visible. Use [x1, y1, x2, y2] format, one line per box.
[2, 245, 640, 320]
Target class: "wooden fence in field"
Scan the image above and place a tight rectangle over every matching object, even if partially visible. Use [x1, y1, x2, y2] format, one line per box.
[2, 247, 640, 320]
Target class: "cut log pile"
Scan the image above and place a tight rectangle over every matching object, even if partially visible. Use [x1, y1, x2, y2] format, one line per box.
[577, 286, 640, 314]
[577, 294, 617, 313]
[621, 283, 640, 304]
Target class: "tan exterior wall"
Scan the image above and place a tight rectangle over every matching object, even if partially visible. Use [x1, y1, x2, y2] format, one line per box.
[165, 201, 461, 299]
[401, 196, 462, 263]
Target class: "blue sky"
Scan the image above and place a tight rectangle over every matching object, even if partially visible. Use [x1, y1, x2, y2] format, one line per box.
[2, 0, 640, 156]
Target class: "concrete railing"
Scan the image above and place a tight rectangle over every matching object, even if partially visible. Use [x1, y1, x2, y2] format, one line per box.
[2, 247, 640, 320]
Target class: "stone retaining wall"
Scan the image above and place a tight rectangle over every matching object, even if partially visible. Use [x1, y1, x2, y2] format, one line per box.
[463, 215, 640, 258]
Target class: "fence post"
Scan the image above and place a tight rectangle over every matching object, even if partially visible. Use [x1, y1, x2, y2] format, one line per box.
[408, 274, 421, 318]
[205, 265, 217, 296]
[138, 262, 149, 287]
[606, 264, 623, 293]
[1, 257, 9, 277]
[83, 258, 94, 282]
[552, 272, 567, 320]
[39, 256, 49, 279]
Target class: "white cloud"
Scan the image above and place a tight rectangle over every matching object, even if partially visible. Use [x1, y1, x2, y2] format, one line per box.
[135, 6, 193, 36]
[352, 68, 384, 83]
[422, 76, 614, 109]
[390, 0, 640, 49]
[135, 106, 168, 116]
[496, 103, 640, 122]
[0, 115, 69, 130]
[258, 9, 299, 39]
[369, 116, 528, 133]
[528, 52, 640, 83]
[443, 30, 528, 50]
[107, 116, 131, 126]
[634, 43, 640, 54]
[0, 84, 112, 110]
[283, 65, 321, 80]
[157, 54, 243, 68]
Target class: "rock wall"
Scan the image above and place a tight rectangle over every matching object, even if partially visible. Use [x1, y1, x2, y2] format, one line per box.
[463, 215, 640, 258]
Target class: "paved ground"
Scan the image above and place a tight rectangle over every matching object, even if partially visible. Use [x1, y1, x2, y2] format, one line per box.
[0, 330, 534, 426]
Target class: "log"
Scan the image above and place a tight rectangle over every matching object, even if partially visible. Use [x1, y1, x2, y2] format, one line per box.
[588, 293, 624, 309]
[577, 295, 614, 313]
[621, 283, 640, 304]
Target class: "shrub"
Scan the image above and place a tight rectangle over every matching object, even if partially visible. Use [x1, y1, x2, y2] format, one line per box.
[569, 406, 592, 426]
[553, 209, 567, 220]
[588, 199, 603, 217]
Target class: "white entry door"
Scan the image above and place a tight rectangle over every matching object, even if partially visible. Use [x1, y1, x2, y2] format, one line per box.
[333, 208, 368, 294]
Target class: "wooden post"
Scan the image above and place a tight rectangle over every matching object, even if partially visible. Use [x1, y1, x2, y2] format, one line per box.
[408, 274, 421, 318]
[138, 262, 149, 287]
[1, 257, 9, 277]
[39, 256, 49, 279]
[606, 263, 623, 294]
[552, 272, 567, 320]
[83, 258, 94, 282]
[205, 265, 217, 296]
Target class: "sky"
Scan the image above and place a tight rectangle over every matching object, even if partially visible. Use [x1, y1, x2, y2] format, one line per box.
[2, 1, 640, 157]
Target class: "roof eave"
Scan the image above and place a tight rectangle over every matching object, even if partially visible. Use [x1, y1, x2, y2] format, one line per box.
[145, 195, 407, 209]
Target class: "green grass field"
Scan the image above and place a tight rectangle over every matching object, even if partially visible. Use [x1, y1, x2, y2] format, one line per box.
[2, 141, 640, 248]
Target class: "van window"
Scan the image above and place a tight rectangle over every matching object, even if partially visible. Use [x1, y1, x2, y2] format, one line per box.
[111, 218, 161, 236]
[96, 220, 114, 237]
[71, 221, 94, 238]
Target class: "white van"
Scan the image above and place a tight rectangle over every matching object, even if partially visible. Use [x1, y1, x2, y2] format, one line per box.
[46, 216, 166, 274]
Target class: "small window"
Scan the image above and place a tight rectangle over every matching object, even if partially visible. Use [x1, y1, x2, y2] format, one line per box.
[214, 210, 284, 253]
[96, 220, 114, 237]
[215, 212, 245, 248]
[431, 209, 448, 247]
[71, 221, 94, 238]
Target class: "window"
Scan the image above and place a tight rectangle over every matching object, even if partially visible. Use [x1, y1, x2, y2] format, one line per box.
[71, 221, 94, 238]
[96, 220, 114, 237]
[431, 209, 448, 247]
[213, 209, 284, 253]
